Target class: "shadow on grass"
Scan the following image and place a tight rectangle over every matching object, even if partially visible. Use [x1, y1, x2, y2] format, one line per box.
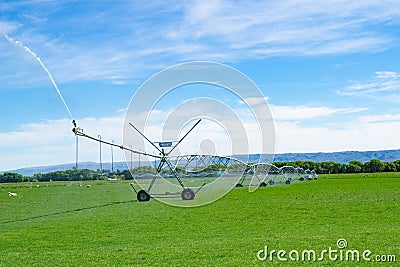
[0, 199, 136, 224]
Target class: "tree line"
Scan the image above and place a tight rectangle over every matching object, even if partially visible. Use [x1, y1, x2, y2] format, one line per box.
[1, 159, 400, 183]
[273, 159, 400, 174]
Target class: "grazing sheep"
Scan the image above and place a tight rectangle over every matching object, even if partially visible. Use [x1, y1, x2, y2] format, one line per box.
[8, 192, 17, 197]
[86, 184, 91, 188]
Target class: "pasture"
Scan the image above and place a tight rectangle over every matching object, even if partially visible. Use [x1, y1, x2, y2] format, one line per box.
[0, 173, 399, 266]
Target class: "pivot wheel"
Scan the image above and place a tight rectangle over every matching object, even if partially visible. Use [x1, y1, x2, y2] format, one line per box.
[137, 190, 151, 202]
[299, 178, 304, 181]
[269, 180, 275, 185]
[285, 180, 291, 185]
[181, 188, 195, 201]
[259, 182, 267, 187]
[235, 183, 243, 188]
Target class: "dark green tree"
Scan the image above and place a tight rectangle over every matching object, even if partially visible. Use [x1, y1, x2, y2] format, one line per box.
[384, 162, 397, 172]
[363, 159, 385, 173]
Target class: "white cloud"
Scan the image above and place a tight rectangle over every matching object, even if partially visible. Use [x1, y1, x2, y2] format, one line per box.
[338, 70, 400, 103]
[270, 104, 400, 153]
[0, 116, 125, 170]
[375, 71, 398, 79]
[275, 119, 400, 153]
[270, 105, 367, 120]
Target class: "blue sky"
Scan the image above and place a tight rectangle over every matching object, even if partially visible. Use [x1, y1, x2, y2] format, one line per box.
[1, 0, 400, 170]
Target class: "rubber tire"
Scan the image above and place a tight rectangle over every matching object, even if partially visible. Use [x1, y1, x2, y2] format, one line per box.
[235, 183, 243, 188]
[259, 182, 267, 187]
[285, 180, 291, 185]
[137, 190, 151, 202]
[269, 180, 275, 185]
[299, 178, 304, 181]
[181, 188, 195, 201]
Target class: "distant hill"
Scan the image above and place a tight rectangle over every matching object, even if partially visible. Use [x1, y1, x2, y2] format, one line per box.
[2, 149, 400, 177]
[1, 162, 132, 177]
[233, 149, 400, 164]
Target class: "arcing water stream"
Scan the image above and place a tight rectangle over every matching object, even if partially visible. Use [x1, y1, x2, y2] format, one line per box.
[4, 34, 74, 119]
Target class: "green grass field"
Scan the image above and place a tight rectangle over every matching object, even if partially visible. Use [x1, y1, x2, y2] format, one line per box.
[1, 174, 399, 266]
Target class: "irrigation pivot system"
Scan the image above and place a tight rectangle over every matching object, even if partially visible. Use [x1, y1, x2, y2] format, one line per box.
[72, 119, 317, 203]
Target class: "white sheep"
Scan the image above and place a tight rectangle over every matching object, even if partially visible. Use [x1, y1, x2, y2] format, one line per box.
[8, 192, 17, 197]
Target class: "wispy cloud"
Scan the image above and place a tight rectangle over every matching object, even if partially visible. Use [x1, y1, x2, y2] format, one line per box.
[357, 113, 400, 123]
[178, 0, 399, 57]
[270, 105, 367, 121]
[0, 20, 21, 34]
[338, 70, 400, 103]
[1, 1, 400, 84]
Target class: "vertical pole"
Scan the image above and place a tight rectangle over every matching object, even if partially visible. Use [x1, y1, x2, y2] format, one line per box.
[98, 135, 102, 173]
[111, 140, 115, 173]
[75, 134, 78, 170]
